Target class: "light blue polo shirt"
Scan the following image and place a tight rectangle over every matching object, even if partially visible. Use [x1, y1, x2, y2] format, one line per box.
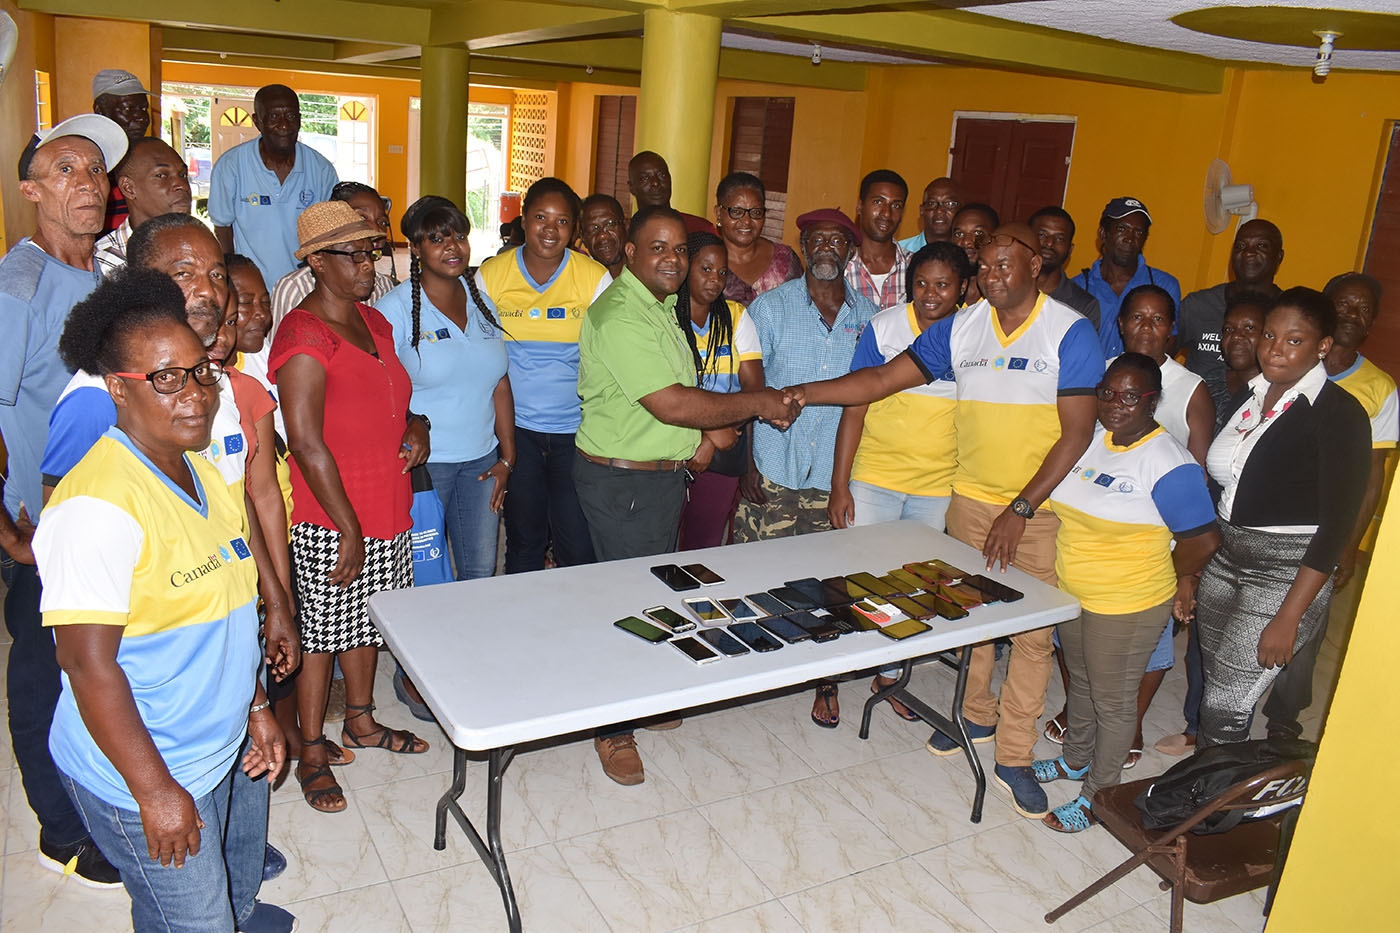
[208, 138, 338, 287]
[378, 279, 510, 464]
[1075, 258, 1181, 358]
[0, 240, 100, 525]
[897, 231, 927, 253]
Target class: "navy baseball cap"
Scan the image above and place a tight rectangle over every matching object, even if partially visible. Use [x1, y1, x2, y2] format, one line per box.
[1103, 197, 1152, 225]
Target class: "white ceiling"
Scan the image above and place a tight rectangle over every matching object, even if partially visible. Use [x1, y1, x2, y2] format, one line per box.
[975, 0, 1400, 72]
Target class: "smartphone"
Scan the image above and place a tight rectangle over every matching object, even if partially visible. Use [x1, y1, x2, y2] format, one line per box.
[888, 596, 935, 620]
[784, 577, 851, 609]
[785, 610, 842, 642]
[927, 559, 971, 582]
[852, 600, 893, 623]
[696, 627, 750, 657]
[929, 592, 970, 620]
[903, 562, 951, 587]
[614, 616, 671, 643]
[670, 635, 721, 664]
[828, 604, 879, 632]
[886, 568, 931, 594]
[680, 562, 725, 586]
[728, 622, 784, 653]
[934, 583, 978, 611]
[651, 563, 701, 591]
[878, 618, 933, 640]
[846, 571, 900, 598]
[643, 605, 696, 634]
[746, 592, 792, 617]
[718, 597, 761, 621]
[757, 614, 813, 644]
[824, 575, 875, 600]
[878, 573, 916, 596]
[768, 586, 820, 612]
[682, 596, 731, 624]
[965, 573, 1024, 603]
[943, 581, 986, 608]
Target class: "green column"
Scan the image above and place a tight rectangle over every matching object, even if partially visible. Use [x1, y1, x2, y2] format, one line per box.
[636, 9, 721, 215]
[420, 44, 469, 207]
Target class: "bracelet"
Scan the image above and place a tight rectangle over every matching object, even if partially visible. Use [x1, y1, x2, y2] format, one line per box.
[249, 701, 271, 715]
[498, 458, 513, 472]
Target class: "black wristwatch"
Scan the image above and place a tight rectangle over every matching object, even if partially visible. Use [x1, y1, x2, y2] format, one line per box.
[410, 412, 432, 432]
[1010, 496, 1036, 519]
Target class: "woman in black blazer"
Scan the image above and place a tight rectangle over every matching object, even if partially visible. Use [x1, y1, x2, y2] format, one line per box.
[1196, 287, 1370, 746]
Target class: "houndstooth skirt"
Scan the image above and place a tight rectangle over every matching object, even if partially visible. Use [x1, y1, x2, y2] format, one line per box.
[291, 523, 412, 653]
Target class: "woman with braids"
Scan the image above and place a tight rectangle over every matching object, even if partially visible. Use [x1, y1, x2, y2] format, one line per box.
[713, 171, 803, 306]
[379, 197, 514, 582]
[35, 267, 296, 931]
[475, 177, 611, 572]
[674, 231, 764, 549]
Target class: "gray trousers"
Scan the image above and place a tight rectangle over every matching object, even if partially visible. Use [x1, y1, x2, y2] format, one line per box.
[1059, 600, 1174, 798]
[572, 454, 687, 562]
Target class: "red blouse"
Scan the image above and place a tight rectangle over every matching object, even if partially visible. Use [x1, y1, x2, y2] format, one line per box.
[268, 303, 413, 540]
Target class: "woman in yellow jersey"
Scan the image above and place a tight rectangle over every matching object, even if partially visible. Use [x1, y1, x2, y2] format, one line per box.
[475, 178, 612, 572]
[813, 241, 971, 728]
[1032, 354, 1219, 833]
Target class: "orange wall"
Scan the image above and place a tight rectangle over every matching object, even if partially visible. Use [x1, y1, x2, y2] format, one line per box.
[52, 17, 156, 123]
[0, 0, 45, 251]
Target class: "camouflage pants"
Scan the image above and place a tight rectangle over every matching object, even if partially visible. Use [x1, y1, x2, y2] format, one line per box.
[732, 475, 831, 542]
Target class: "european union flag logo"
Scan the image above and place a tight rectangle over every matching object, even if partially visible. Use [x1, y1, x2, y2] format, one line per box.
[258, 195, 271, 205]
[224, 434, 244, 456]
[230, 537, 252, 560]
[1094, 473, 1116, 487]
[716, 345, 732, 357]
[435, 328, 451, 340]
[546, 307, 566, 320]
[1008, 357, 1028, 370]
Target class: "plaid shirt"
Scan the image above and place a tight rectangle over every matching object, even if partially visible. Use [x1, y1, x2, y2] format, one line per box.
[844, 242, 911, 311]
[93, 219, 133, 277]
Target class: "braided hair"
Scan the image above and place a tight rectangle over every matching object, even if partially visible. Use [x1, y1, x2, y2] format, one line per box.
[673, 231, 735, 382]
[399, 196, 504, 352]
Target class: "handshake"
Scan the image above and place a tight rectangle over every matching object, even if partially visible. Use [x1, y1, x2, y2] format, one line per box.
[752, 384, 808, 430]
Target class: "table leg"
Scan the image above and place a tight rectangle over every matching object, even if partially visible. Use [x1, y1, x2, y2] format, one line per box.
[433, 746, 522, 932]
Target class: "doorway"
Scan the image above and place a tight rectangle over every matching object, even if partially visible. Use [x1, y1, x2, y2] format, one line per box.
[1363, 121, 1400, 380]
[949, 114, 1075, 225]
[728, 96, 795, 240]
[592, 95, 636, 209]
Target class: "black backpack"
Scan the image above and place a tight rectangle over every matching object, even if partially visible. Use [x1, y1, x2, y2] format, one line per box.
[1134, 737, 1316, 835]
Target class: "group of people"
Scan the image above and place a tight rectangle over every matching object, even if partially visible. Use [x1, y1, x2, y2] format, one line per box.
[0, 72, 1388, 929]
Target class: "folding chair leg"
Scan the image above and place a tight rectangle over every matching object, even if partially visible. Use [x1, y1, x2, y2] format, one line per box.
[1045, 850, 1154, 924]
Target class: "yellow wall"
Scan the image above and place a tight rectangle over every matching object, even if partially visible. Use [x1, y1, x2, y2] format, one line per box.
[51, 16, 155, 123]
[0, 0, 44, 252]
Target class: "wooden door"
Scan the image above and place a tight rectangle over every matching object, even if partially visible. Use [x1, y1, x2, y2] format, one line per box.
[1363, 122, 1400, 381]
[592, 95, 636, 209]
[728, 97, 795, 240]
[212, 97, 258, 160]
[950, 118, 1075, 223]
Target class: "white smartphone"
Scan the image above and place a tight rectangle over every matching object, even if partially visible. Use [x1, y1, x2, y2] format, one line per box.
[670, 635, 721, 665]
[717, 596, 761, 621]
[682, 596, 731, 626]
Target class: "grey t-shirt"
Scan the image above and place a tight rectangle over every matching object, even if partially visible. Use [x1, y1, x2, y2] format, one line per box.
[1048, 276, 1101, 332]
[1177, 283, 1229, 412]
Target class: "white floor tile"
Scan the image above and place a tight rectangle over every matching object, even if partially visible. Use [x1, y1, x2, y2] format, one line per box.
[781, 856, 993, 933]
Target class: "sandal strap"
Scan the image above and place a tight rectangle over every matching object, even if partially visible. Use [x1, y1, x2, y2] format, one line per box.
[1048, 796, 1094, 832]
[344, 702, 375, 718]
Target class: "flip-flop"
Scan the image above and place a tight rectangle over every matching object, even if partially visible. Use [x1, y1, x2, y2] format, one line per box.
[872, 679, 920, 722]
[811, 683, 839, 729]
[1124, 748, 1143, 770]
[1043, 714, 1067, 745]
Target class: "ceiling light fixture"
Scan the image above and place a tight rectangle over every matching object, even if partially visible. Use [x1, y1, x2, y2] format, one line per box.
[1313, 29, 1341, 77]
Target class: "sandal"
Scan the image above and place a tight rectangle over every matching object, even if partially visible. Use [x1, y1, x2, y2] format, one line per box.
[872, 677, 920, 722]
[1031, 755, 1090, 784]
[1042, 712, 1067, 745]
[290, 737, 355, 767]
[1124, 747, 1143, 770]
[341, 703, 429, 754]
[297, 737, 347, 813]
[1043, 795, 1097, 833]
[810, 683, 839, 729]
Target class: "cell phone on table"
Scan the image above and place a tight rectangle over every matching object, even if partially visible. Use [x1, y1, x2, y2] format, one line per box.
[682, 596, 731, 624]
[929, 592, 969, 620]
[651, 563, 701, 591]
[768, 586, 820, 612]
[942, 581, 985, 608]
[846, 572, 900, 598]
[696, 627, 750, 657]
[613, 616, 671, 644]
[824, 575, 875, 601]
[903, 562, 951, 587]
[728, 622, 784, 653]
[878, 618, 932, 640]
[852, 600, 893, 623]
[927, 559, 970, 582]
[718, 597, 761, 621]
[887, 596, 935, 620]
[965, 573, 1024, 603]
[886, 568, 932, 594]
[785, 577, 851, 609]
[746, 592, 791, 617]
[670, 635, 721, 664]
[757, 614, 812, 644]
[785, 610, 842, 642]
[828, 604, 880, 632]
[643, 605, 696, 634]
[680, 562, 725, 586]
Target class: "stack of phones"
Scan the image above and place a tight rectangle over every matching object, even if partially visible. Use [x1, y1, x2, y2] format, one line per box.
[649, 562, 725, 591]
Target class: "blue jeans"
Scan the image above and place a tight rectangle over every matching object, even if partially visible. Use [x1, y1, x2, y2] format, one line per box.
[427, 450, 501, 581]
[848, 481, 951, 530]
[2, 551, 89, 847]
[503, 427, 595, 573]
[1182, 619, 1204, 737]
[61, 751, 267, 932]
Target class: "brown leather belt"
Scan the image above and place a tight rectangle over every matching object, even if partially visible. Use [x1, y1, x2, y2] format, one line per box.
[578, 450, 686, 472]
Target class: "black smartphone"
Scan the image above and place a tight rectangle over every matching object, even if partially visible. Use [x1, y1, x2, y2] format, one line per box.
[718, 596, 762, 621]
[680, 562, 725, 586]
[965, 573, 1024, 603]
[769, 586, 820, 612]
[942, 581, 985, 608]
[643, 605, 696, 634]
[824, 575, 875, 600]
[927, 559, 971, 582]
[728, 622, 784, 653]
[888, 596, 934, 620]
[785, 610, 842, 642]
[878, 618, 932, 640]
[613, 616, 670, 643]
[696, 627, 750, 657]
[746, 592, 791, 616]
[757, 614, 812, 644]
[930, 593, 970, 620]
[670, 635, 721, 664]
[828, 604, 880, 632]
[846, 571, 900, 597]
[886, 568, 931, 594]
[784, 577, 850, 609]
[903, 562, 950, 587]
[651, 564, 701, 591]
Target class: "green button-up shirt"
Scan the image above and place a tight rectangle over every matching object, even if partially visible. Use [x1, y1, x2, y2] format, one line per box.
[576, 268, 700, 461]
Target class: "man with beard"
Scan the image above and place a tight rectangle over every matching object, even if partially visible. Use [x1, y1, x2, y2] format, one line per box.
[899, 177, 963, 252]
[1177, 219, 1284, 412]
[734, 209, 878, 541]
[94, 139, 192, 274]
[210, 84, 338, 287]
[845, 170, 911, 311]
[576, 193, 626, 279]
[1029, 206, 1099, 331]
[91, 69, 154, 235]
[1073, 197, 1180, 357]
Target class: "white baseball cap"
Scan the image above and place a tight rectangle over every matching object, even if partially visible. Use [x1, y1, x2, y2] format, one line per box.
[17, 114, 129, 180]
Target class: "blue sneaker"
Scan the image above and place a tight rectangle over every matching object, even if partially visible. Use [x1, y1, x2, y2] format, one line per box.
[925, 720, 996, 756]
[262, 843, 287, 882]
[994, 764, 1049, 819]
[238, 901, 298, 933]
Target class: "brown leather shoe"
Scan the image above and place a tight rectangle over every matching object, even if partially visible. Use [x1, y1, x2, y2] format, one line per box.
[324, 678, 347, 723]
[595, 735, 644, 785]
[643, 717, 683, 731]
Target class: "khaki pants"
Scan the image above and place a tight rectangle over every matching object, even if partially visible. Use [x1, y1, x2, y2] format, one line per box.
[945, 492, 1059, 767]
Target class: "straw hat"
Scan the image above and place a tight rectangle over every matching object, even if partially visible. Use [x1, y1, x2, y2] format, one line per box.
[294, 200, 381, 260]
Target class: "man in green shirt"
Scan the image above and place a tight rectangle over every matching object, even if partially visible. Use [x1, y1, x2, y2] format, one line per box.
[573, 205, 798, 784]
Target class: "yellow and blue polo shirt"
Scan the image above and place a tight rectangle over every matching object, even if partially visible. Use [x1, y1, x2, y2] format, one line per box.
[475, 248, 612, 434]
[692, 301, 762, 395]
[35, 428, 262, 808]
[850, 303, 958, 497]
[1049, 425, 1216, 614]
[1330, 353, 1399, 550]
[905, 293, 1105, 505]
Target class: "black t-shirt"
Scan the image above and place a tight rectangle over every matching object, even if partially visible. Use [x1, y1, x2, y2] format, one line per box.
[1048, 277, 1101, 333]
[1178, 283, 1229, 411]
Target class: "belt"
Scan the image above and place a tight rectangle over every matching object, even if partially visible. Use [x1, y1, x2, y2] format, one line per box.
[578, 450, 686, 473]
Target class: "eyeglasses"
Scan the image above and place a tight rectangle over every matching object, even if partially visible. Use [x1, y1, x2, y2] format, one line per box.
[582, 218, 623, 237]
[723, 205, 766, 220]
[318, 247, 383, 264]
[1095, 385, 1158, 406]
[984, 233, 1038, 254]
[113, 359, 225, 395]
[805, 233, 851, 250]
[922, 199, 960, 211]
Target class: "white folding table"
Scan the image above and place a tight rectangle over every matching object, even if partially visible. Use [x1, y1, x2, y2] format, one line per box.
[368, 520, 1080, 932]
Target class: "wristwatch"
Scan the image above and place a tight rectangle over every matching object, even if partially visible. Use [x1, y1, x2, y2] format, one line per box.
[410, 412, 432, 432]
[1010, 496, 1036, 519]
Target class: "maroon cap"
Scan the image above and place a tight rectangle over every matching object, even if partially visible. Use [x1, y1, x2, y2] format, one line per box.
[795, 208, 862, 246]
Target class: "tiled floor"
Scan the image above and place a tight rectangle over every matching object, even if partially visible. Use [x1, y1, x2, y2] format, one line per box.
[0, 593, 1347, 932]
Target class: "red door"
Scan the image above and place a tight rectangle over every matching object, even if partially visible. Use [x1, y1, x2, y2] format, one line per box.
[950, 118, 1075, 224]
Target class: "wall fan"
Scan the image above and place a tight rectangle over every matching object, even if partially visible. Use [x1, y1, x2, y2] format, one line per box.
[0, 13, 17, 91]
[1204, 158, 1258, 234]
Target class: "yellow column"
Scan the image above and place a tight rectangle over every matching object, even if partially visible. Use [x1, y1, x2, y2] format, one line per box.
[419, 44, 469, 209]
[635, 9, 721, 216]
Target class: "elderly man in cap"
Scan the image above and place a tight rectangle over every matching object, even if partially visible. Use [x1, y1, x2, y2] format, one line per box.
[791, 222, 1103, 818]
[93, 138, 193, 275]
[91, 68, 154, 234]
[1073, 197, 1181, 357]
[0, 113, 127, 886]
